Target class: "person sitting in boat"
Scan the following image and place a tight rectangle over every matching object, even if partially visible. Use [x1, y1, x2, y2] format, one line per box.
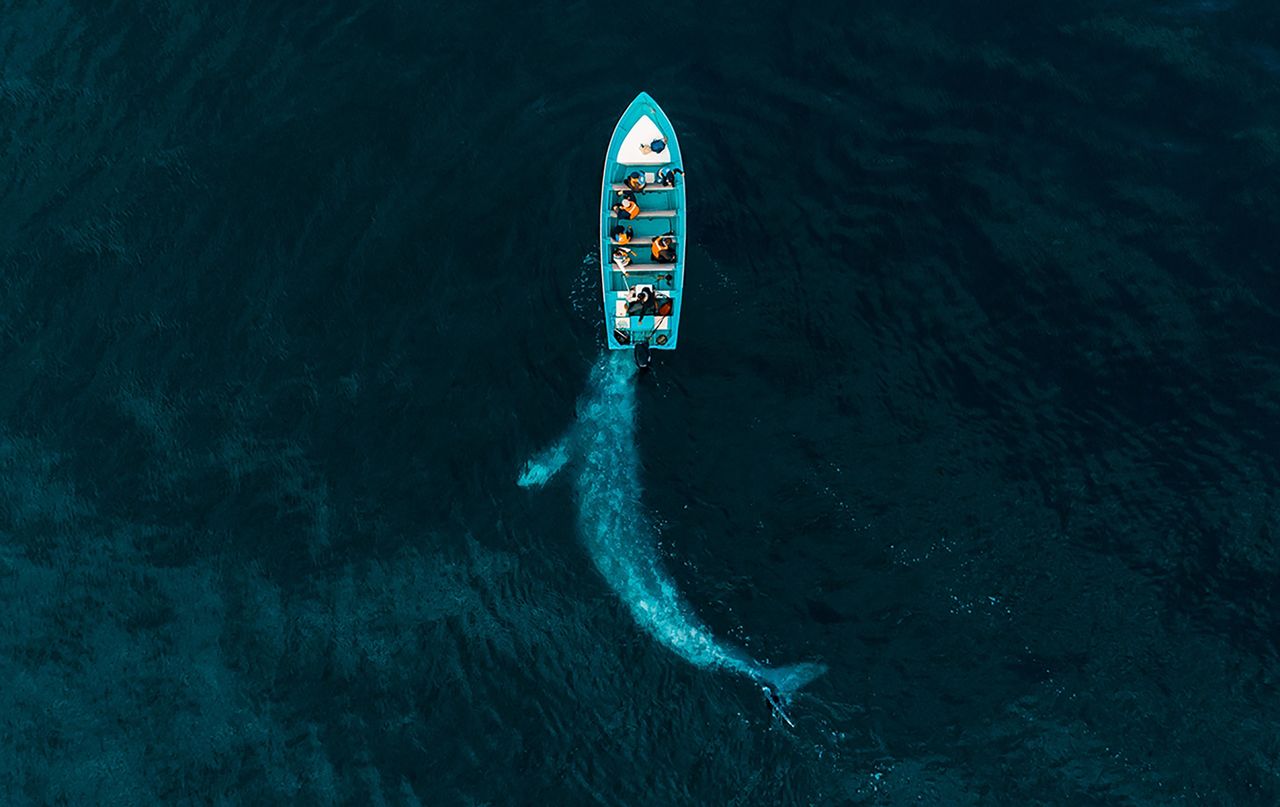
[639, 138, 667, 155]
[624, 171, 646, 191]
[656, 167, 683, 187]
[612, 190, 640, 220]
[626, 286, 655, 316]
[610, 224, 634, 245]
[651, 234, 676, 263]
[612, 246, 634, 268]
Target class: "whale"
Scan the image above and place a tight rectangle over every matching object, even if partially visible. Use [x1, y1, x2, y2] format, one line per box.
[519, 352, 825, 703]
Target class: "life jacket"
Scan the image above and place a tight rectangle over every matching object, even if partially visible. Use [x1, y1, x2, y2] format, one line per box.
[625, 172, 646, 191]
[619, 198, 640, 219]
[617, 230, 632, 244]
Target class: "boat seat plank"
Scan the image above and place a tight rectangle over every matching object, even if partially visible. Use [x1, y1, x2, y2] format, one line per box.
[614, 316, 671, 330]
[610, 183, 676, 193]
[614, 293, 671, 305]
[610, 209, 677, 218]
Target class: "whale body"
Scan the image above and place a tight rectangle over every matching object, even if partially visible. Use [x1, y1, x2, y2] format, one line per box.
[519, 352, 825, 697]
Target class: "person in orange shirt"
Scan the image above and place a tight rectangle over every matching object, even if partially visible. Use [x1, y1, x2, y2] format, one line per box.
[610, 224, 634, 245]
[612, 190, 640, 220]
[651, 234, 676, 263]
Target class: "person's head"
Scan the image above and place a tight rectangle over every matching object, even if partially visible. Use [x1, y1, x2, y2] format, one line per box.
[611, 225, 625, 237]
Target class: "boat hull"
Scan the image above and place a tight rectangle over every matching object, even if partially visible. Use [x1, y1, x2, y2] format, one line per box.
[600, 92, 685, 351]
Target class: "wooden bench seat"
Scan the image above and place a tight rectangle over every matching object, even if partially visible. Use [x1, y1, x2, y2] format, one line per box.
[610, 183, 677, 193]
[610, 209, 677, 219]
[611, 264, 675, 272]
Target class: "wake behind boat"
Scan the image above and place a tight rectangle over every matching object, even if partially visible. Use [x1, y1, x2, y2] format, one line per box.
[600, 92, 686, 367]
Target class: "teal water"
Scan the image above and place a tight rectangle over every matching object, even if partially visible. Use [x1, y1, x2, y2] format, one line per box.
[3, 0, 1280, 804]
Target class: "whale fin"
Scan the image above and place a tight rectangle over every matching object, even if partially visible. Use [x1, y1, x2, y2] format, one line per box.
[760, 661, 827, 698]
[517, 437, 572, 488]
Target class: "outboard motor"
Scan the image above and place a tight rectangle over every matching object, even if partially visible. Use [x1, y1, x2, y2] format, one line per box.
[633, 341, 651, 370]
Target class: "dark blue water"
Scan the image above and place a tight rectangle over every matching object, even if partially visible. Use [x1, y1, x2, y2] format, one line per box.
[3, 1, 1280, 804]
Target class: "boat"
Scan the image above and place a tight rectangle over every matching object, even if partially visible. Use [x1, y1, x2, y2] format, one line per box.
[600, 92, 685, 366]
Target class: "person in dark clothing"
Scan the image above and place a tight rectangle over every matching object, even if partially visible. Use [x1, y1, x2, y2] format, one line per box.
[657, 167, 683, 187]
[626, 287, 655, 316]
[639, 138, 667, 155]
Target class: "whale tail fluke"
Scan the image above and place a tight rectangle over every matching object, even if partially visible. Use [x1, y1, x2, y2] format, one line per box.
[517, 438, 571, 488]
[761, 661, 828, 697]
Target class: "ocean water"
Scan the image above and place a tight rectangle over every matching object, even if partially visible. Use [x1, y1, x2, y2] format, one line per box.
[2, 0, 1279, 804]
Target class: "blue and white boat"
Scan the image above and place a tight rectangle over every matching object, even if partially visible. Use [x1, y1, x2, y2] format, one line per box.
[600, 92, 685, 366]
